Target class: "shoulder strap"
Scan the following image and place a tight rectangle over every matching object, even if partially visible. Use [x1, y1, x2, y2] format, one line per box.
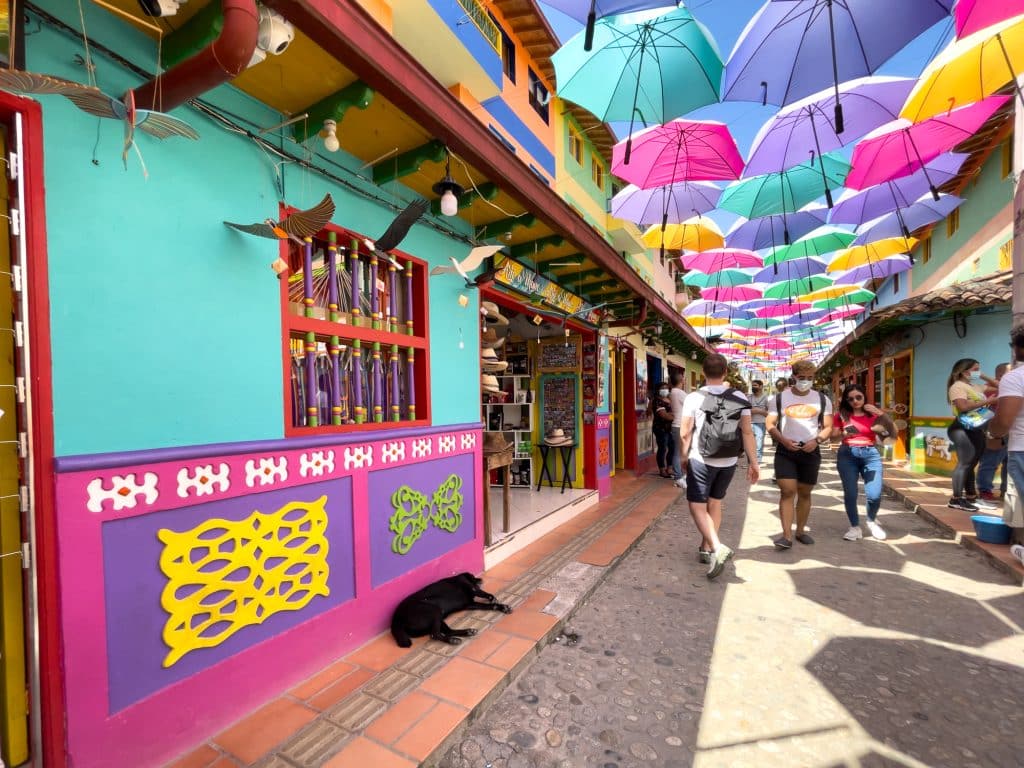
[776, 392, 783, 430]
[819, 390, 826, 428]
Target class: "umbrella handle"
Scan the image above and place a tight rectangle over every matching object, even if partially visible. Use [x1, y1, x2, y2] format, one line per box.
[624, 137, 632, 165]
[585, 8, 596, 51]
[834, 102, 844, 136]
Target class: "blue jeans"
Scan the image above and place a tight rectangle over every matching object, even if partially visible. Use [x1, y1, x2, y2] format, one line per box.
[836, 445, 883, 526]
[654, 429, 674, 472]
[751, 422, 766, 462]
[977, 444, 1007, 494]
[1008, 451, 1024, 502]
[672, 430, 683, 479]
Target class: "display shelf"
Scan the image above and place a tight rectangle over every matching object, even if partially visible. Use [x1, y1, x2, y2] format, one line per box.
[483, 373, 534, 487]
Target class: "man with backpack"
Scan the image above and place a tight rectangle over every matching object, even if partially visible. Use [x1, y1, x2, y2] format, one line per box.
[679, 354, 759, 579]
[765, 359, 834, 550]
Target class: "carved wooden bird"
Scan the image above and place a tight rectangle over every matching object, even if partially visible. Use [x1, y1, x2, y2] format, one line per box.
[430, 245, 504, 288]
[363, 199, 430, 268]
[0, 70, 199, 171]
[224, 194, 336, 245]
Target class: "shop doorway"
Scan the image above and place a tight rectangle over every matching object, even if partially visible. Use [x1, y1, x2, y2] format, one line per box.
[883, 352, 912, 461]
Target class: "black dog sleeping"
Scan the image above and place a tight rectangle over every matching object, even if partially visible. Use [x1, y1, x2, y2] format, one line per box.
[390, 572, 512, 647]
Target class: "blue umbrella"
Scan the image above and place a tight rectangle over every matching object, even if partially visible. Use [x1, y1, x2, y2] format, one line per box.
[852, 193, 965, 244]
[723, 0, 955, 133]
[753, 257, 827, 283]
[543, 0, 683, 50]
[725, 206, 828, 250]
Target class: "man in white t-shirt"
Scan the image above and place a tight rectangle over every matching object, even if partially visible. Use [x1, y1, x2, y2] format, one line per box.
[766, 359, 834, 550]
[988, 324, 1024, 549]
[679, 354, 759, 579]
[669, 370, 687, 487]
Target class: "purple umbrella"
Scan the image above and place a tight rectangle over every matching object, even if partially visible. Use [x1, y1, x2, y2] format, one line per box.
[753, 257, 827, 283]
[611, 181, 722, 224]
[723, 0, 955, 132]
[827, 152, 969, 225]
[744, 76, 915, 178]
[725, 206, 828, 250]
[833, 254, 912, 284]
[543, 0, 682, 50]
[852, 194, 965, 244]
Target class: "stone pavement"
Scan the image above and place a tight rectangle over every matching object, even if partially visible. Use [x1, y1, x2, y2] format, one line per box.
[442, 451, 1024, 768]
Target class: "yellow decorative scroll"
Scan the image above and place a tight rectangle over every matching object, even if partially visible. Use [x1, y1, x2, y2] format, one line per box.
[157, 497, 330, 667]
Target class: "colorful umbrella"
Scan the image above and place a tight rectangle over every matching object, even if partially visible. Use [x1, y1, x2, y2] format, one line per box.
[641, 216, 723, 251]
[812, 295, 871, 310]
[801, 284, 869, 302]
[827, 152, 969, 224]
[552, 8, 723, 142]
[684, 315, 731, 328]
[852, 194, 964, 244]
[955, 0, 1024, 38]
[730, 316, 783, 328]
[611, 181, 722, 224]
[763, 225, 857, 265]
[701, 285, 763, 302]
[612, 119, 743, 181]
[681, 269, 754, 288]
[543, 0, 692, 50]
[724, 205, 828, 249]
[718, 151, 850, 220]
[763, 275, 834, 299]
[756, 302, 812, 318]
[682, 247, 763, 271]
[901, 15, 1024, 123]
[832, 254, 913, 284]
[745, 76, 915, 177]
[682, 300, 748, 318]
[827, 237, 918, 271]
[820, 306, 868, 322]
[723, 0, 955, 132]
[846, 95, 1011, 192]
[753, 257, 827, 283]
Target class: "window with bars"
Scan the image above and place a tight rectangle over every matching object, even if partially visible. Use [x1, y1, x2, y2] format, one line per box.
[281, 222, 430, 434]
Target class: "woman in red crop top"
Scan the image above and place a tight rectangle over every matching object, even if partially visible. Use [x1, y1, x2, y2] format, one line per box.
[830, 384, 897, 542]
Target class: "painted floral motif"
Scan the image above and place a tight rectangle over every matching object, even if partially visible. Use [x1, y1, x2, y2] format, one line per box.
[176, 464, 230, 498]
[299, 450, 335, 478]
[460, 433, 477, 450]
[380, 441, 406, 464]
[437, 434, 457, 454]
[411, 437, 432, 459]
[244, 457, 288, 487]
[86, 472, 159, 513]
[599, 438, 610, 467]
[343, 445, 374, 470]
[388, 474, 464, 554]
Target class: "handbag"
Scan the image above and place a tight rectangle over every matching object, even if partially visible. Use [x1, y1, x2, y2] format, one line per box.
[957, 406, 994, 429]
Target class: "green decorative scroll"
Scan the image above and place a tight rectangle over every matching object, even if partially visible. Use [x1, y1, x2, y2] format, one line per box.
[389, 474, 464, 554]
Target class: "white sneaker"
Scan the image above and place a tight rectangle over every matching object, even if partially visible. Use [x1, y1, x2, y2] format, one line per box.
[843, 526, 863, 541]
[971, 497, 998, 511]
[866, 520, 886, 540]
[674, 477, 687, 489]
[1011, 544, 1024, 565]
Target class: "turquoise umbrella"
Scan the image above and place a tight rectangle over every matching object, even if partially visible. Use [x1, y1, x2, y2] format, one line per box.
[552, 7, 723, 147]
[681, 269, 753, 288]
[763, 225, 857, 266]
[718, 152, 851, 223]
[762, 275, 834, 299]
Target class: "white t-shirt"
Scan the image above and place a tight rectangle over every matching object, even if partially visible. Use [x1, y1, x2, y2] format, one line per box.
[670, 386, 686, 429]
[682, 384, 751, 468]
[998, 366, 1024, 452]
[768, 388, 833, 444]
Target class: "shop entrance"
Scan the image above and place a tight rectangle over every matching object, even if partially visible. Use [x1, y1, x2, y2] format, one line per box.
[883, 352, 913, 461]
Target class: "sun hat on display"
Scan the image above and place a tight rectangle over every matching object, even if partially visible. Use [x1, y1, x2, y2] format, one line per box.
[481, 301, 510, 327]
[481, 373, 501, 393]
[481, 326, 506, 349]
[543, 428, 574, 446]
[482, 430, 512, 454]
[481, 347, 509, 372]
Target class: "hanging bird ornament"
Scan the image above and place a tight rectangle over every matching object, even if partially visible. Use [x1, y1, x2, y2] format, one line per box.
[362, 199, 430, 268]
[224, 194, 336, 246]
[0, 70, 199, 175]
[430, 245, 504, 288]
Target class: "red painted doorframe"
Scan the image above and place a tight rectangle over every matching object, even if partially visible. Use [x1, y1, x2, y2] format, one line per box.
[0, 91, 62, 768]
[621, 346, 636, 471]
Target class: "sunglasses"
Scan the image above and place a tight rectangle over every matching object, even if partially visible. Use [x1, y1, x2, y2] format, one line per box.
[847, 395, 864, 402]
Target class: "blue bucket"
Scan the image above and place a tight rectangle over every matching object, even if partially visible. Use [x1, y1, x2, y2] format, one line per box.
[971, 514, 1012, 545]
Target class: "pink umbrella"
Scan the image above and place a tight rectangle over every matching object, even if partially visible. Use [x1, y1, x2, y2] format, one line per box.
[846, 95, 1010, 191]
[700, 285, 763, 302]
[956, 1, 1024, 37]
[755, 302, 812, 318]
[818, 306, 866, 322]
[682, 247, 763, 271]
[759, 338, 794, 350]
[612, 119, 744, 188]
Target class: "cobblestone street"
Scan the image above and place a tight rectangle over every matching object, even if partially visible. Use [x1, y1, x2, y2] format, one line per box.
[443, 454, 1024, 768]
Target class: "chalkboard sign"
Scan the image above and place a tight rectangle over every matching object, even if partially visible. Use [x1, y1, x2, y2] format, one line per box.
[539, 338, 579, 370]
[540, 374, 578, 443]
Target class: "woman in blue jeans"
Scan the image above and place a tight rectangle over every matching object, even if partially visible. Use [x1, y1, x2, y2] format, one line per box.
[831, 384, 896, 541]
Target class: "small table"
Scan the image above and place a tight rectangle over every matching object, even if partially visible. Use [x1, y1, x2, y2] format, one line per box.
[482, 446, 513, 545]
[536, 443, 576, 494]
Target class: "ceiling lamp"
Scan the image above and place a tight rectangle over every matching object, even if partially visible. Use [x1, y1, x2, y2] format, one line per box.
[320, 119, 340, 152]
[432, 148, 464, 217]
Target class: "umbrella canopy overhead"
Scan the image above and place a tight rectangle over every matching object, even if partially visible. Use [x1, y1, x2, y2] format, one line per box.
[763, 275, 834, 299]
[955, 0, 1024, 38]
[552, 7, 723, 138]
[828, 237, 918, 271]
[764, 225, 857, 265]
[612, 119, 744, 184]
[832, 254, 913, 284]
[682, 247, 763, 271]
[744, 76, 915, 176]
[642, 216, 724, 251]
[753, 257, 827, 283]
[724, 206, 828, 250]
[901, 14, 1024, 123]
[611, 181, 722, 224]
[718, 151, 851, 219]
[680, 269, 754, 288]
[723, 0, 955, 131]
[852, 194, 964, 244]
[847, 95, 1011, 191]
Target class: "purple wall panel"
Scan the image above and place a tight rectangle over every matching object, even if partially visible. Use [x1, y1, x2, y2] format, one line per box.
[102, 478, 354, 712]
[368, 454, 476, 588]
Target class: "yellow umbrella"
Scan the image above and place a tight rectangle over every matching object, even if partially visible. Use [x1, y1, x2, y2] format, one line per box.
[641, 216, 724, 252]
[685, 316, 729, 329]
[901, 14, 1024, 122]
[799, 284, 865, 303]
[826, 237, 917, 272]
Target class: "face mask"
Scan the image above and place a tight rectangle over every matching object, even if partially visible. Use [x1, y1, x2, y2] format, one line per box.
[794, 379, 813, 393]
[658, 389, 669, 397]
[969, 372, 982, 382]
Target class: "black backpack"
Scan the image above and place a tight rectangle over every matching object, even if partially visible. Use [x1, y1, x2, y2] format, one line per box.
[698, 388, 748, 459]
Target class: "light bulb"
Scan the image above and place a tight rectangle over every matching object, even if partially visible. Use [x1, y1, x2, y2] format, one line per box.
[321, 119, 339, 152]
[440, 189, 458, 216]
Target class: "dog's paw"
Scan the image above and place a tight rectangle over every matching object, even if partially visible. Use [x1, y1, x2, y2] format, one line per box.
[498, 604, 513, 614]
[396, 638, 412, 648]
[465, 628, 478, 637]
[445, 636, 463, 645]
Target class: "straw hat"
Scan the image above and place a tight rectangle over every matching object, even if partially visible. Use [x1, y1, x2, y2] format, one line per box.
[481, 326, 506, 349]
[543, 428, 573, 446]
[481, 373, 501, 393]
[481, 301, 509, 327]
[481, 347, 508, 372]
[482, 431, 511, 454]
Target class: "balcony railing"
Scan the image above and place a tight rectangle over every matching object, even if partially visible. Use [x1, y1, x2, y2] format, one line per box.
[456, 0, 501, 52]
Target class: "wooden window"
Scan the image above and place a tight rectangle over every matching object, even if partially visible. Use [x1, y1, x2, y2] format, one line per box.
[892, 272, 900, 293]
[490, 15, 516, 83]
[922, 237, 932, 264]
[946, 207, 960, 237]
[1002, 138, 1013, 179]
[568, 125, 583, 165]
[591, 157, 605, 191]
[527, 68, 549, 123]
[281, 212, 430, 434]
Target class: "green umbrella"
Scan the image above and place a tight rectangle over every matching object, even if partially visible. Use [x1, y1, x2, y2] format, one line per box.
[764, 225, 857, 266]
[681, 269, 753, 288]
[718, 152, 851, 224]
[552, 7, 722, 143]
[811, 290, 875, 309]
[763, 275, 834, 299]
[731, 317, 783, 329]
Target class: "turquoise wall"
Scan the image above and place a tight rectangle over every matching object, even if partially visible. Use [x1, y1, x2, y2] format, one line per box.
[31, 1, 480, 456]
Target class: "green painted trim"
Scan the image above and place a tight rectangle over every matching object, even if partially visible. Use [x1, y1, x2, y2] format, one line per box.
[292, 81, 375, 143]
[372, 139, 446, 185]
[510, 235, 564, 259]
[162, 1, 223, 69]
[477, 214, 536, 241]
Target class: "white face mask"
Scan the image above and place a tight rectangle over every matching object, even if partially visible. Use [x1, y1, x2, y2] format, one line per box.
[794, 379, 813, 393]
[658, 389, 669, 397]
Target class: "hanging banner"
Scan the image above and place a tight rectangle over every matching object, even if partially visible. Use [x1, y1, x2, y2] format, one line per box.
[494, 257, 603, 325]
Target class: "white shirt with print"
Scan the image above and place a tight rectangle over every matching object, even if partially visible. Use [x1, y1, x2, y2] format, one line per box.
[682, 385, 751, 468]
[998, 366, 1024, 452]
[768, 388, 832, 444]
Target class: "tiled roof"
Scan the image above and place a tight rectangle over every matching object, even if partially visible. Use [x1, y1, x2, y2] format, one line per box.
[871, 270, 1012, 321]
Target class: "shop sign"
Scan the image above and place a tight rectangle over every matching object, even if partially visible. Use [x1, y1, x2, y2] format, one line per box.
[495, 258, 602, 324]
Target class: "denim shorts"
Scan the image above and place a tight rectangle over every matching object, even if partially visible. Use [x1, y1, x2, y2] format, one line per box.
[686, 458, 737, 503]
